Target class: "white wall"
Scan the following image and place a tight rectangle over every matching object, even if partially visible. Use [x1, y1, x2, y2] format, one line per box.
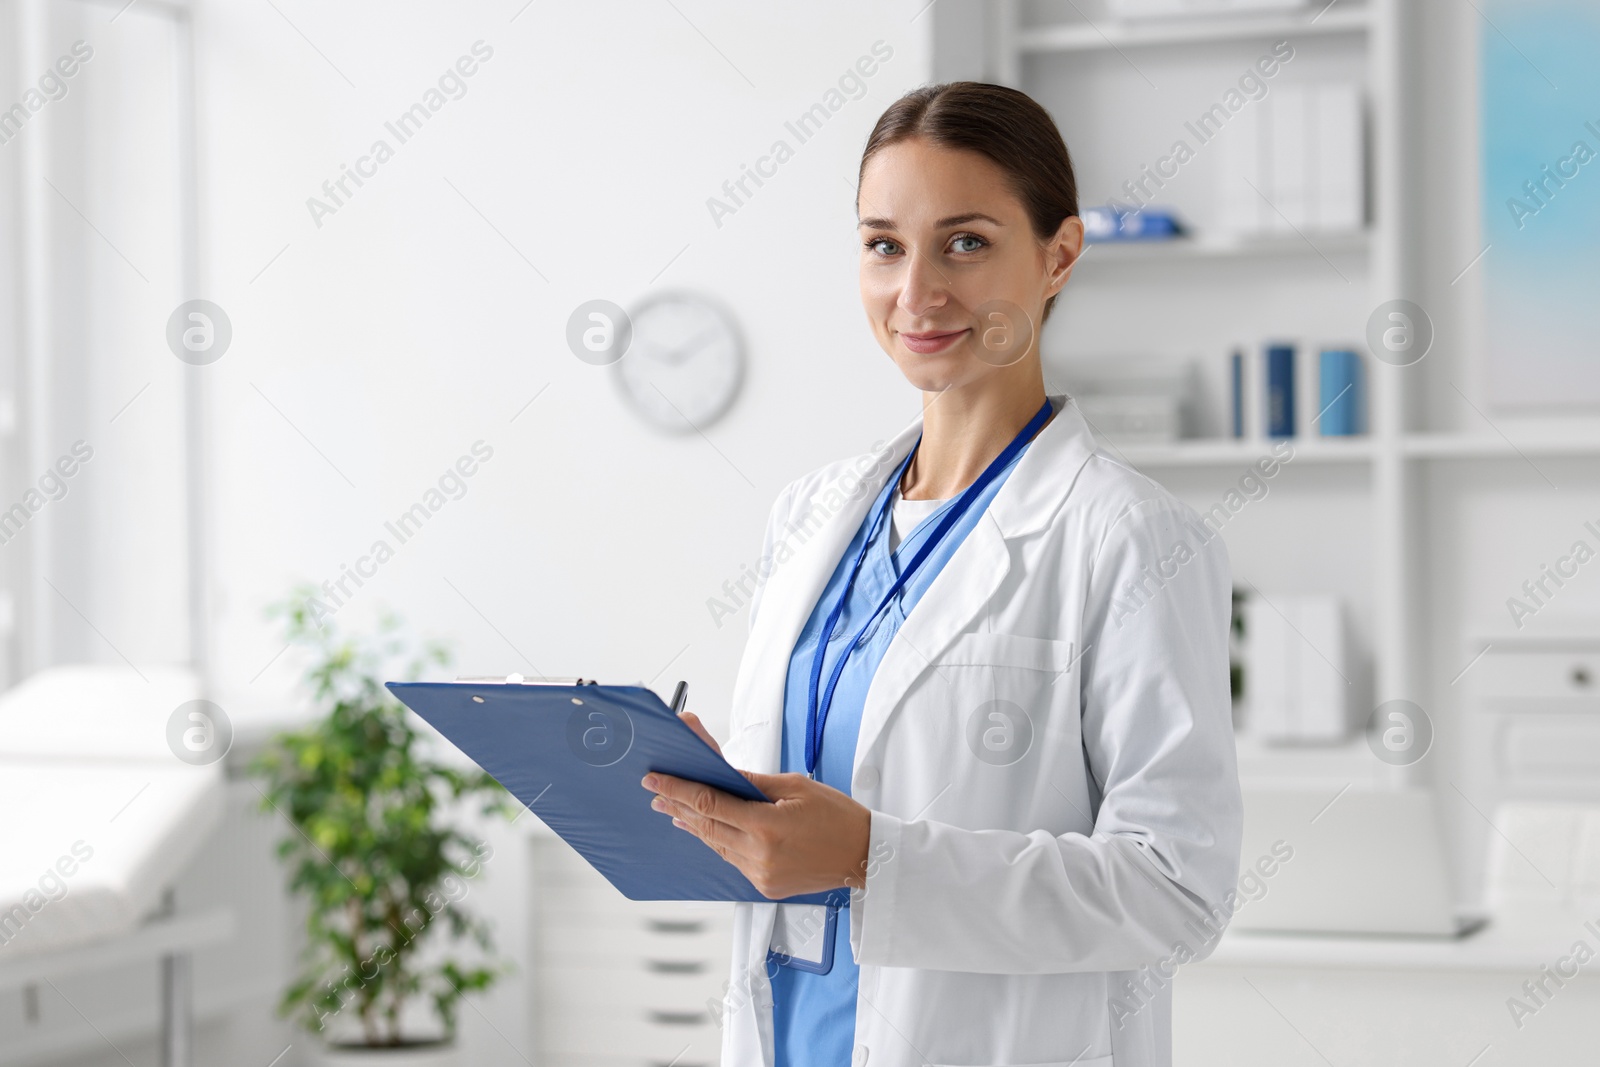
[195, 0, 934, 747]
[7, 3, 938, 1064]
[1, 2, 937, 1063]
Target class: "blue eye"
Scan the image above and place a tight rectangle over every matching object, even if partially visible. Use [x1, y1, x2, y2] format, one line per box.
[950, 233, 986, 253]
[864, 237, 901, 256]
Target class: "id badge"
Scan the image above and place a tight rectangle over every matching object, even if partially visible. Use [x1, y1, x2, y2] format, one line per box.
[767, 902, 838, 975]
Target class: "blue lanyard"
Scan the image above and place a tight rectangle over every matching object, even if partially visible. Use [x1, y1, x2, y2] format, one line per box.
[804, 398, 1052, 778]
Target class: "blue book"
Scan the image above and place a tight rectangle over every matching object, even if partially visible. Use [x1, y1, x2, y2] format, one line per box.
[1230, 349, 1244, 438]
[1318, 349, 1363, 435]
[1265, 344, 1295, 437]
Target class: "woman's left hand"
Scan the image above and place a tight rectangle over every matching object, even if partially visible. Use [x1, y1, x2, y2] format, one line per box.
[642, 770, 871, 899]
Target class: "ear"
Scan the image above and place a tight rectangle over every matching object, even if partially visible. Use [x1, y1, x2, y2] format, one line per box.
[1044, 215, 1085, 301]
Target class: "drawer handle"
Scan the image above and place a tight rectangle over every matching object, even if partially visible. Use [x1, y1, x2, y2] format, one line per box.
[648, 1009, 708, 1026]
[1574, 666, 1593, 688]
[646, 919, 706, 934]
[646, 959, 708, 974]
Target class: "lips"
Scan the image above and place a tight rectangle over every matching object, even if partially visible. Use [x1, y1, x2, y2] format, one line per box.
[899, 328, 970, 354]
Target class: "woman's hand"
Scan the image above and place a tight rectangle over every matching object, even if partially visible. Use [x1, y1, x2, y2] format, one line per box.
[643, 744, 872, 899]
[677, 711, 721, 755]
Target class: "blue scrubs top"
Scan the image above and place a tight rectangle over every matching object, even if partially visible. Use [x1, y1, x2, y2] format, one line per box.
[770, 440, 1033, 1067]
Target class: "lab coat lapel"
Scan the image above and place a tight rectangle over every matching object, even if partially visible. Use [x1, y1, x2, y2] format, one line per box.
[737, 421, 920, 775]
[853, 514, 1011, 771]
[729, 421, 919, 1041]
[853, 396, 1099, 769]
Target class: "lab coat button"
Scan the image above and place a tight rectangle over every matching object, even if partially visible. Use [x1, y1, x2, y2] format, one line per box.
[852, 1045, 869, 1066]
[855, 766, 879, 791]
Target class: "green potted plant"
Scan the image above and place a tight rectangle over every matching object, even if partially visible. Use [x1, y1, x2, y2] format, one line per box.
[250, 587, 513, 1065]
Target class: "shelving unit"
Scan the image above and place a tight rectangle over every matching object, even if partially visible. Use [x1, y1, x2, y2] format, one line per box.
[932, 1, 1600, 907]
[946, 0, 1416, 786]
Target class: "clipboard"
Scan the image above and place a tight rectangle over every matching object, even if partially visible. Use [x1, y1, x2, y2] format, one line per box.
[386, 677, 843, 906]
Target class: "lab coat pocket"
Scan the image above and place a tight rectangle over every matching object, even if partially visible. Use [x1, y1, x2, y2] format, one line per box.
[937, 631, 1077, 675]
[925, 632, 1079, 790]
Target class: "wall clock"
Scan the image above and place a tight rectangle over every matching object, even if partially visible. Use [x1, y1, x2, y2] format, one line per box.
[614, 291, 744, 433]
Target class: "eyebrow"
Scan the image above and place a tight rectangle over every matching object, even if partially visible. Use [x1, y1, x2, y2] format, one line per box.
[857, 212, 1005, 230]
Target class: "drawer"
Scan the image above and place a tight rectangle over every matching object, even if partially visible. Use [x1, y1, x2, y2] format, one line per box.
[537, 964, 728, 1014]
[1471, 650, 1600, 701]
[537, 889, 735, 931]
[537, 904, 732, 936]
[540, 999, 723, 1059]
[540, 921, 732, 966]
[1489, 714, 1600, 783]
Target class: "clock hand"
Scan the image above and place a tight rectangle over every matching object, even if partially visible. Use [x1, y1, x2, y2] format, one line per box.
[652, 328, 719, 366]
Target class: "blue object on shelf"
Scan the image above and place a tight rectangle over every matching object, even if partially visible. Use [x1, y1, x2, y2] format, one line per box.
[1230, 349, 1245, 438]
[1083, 204, 1185, 242]
[1318, 349, 1364, 435]
[1265, 344, 1296, 438]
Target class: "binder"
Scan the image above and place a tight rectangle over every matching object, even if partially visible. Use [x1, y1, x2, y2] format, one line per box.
[387, 678, 840, 905]
[1265, 343, 1296, 437]
[1230, 349, 1245, 439]
[1244, 596, 1352, 742]
[1231, 344, 1264, 441]
[1313, 83, 1364, 232]
[1318, 349, 1364, 435]
[1267, 86, 1310, 234]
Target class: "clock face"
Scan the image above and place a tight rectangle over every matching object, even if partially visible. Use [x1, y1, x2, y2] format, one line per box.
[614, 292, 744, 433]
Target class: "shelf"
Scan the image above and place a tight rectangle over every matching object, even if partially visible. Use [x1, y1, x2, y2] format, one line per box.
[1403, 432, 1600, 459]
[1096, 433, 1600, 468]
[1017, 5, 1371, 54]
[1105, 436, 1373, 467]
[1080, 229, 1370, 266]
[1205, 908, 1589, 972]
[1234, 729, 1388, 789]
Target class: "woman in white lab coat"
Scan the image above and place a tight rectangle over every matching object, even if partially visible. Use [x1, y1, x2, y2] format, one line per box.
[643, 82, 1243, 1067]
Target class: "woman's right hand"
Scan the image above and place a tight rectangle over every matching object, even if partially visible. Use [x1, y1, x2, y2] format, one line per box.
[678, 711, 722, 756]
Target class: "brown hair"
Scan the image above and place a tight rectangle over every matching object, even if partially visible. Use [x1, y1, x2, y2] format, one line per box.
[857, 81, 1079, 322]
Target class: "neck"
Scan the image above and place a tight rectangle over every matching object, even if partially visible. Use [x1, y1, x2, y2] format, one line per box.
[900, 376, 1051, 500]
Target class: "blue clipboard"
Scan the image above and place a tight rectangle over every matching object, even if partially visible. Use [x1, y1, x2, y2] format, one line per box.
[387, 678, 843, 906]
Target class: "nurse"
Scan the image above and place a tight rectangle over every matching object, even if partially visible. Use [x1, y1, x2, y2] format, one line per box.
[643, 81, 1242, 1067]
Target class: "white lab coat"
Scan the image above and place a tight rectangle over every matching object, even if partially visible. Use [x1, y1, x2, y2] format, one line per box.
[716, 395, 1242, 1067]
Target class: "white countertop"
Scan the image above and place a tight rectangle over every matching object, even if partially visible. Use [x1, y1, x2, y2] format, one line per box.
[1202, 906, 1600, 972]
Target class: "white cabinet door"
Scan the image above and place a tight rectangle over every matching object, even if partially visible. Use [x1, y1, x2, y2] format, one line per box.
[529, 833, 733, 1067]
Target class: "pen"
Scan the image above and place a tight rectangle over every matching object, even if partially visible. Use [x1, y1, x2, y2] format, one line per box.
[669, 680, 688, 715]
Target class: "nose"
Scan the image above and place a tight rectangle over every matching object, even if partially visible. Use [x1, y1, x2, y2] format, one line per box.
[896, 248, 950, 321]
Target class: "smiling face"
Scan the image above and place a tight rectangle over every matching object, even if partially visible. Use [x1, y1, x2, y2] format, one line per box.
[857, 137, 1083, 396]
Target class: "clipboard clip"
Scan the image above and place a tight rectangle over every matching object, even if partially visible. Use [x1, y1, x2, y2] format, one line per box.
[451, 675, 600, 685]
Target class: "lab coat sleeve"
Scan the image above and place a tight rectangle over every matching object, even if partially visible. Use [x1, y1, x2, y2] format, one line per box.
[849, 498, 1243, 974]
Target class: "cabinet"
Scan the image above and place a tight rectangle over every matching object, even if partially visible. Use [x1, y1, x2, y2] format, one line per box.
[528, 830, 732, 1067]
[1457, 636, 1600, 903]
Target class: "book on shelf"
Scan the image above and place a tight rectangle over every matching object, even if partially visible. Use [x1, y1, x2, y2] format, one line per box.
[1318, 349, 1364, 435]
[1265, 343, 1296, 438]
